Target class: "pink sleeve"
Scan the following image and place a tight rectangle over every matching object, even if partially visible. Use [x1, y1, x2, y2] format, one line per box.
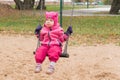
[39, 30, 44, 41]
[59, 28, 69, 42]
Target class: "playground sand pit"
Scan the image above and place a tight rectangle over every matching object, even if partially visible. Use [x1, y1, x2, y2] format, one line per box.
[0, 34, 120, 80]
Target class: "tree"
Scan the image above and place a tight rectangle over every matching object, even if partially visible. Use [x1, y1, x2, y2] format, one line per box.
[109, 0, 120, 14]
[14, 0, 46, 10]
[36, 0, 46, 10]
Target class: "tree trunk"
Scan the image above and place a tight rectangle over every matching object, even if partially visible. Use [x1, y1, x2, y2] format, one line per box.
[109, 0, 120, 14]
[14, 0, 23, 10]
[14, 0, 35, 10]
[24, 0, 35, 9]
[36, 0, 46, 10]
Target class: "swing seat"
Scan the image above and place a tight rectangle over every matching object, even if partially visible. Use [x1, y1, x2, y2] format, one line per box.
[33, 36, 70, 58]
[60, 52, 69, 58]
[33, 37, 70, 58]
[33, 51, 69, 58]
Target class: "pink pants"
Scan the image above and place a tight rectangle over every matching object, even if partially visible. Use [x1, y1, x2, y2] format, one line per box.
[35, 45, 62, 63]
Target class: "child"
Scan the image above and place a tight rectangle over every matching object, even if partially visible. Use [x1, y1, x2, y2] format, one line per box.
[34, 11, 73, 74]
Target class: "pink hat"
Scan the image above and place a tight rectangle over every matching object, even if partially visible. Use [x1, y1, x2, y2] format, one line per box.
[45, 12, 58, 26]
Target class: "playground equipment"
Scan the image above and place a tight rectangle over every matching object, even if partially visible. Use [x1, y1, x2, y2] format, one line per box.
[33, 0, 75, 58]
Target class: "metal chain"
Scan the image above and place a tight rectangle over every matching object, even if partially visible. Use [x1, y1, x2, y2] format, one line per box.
[63, 0, 74, 54]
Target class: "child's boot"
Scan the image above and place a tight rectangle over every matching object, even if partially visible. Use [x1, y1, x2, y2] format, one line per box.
[46, 65, 55, 74]
[34, 63, 42, 73]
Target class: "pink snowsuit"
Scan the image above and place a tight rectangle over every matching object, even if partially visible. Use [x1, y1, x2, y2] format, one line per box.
[35, 12, 68, 64]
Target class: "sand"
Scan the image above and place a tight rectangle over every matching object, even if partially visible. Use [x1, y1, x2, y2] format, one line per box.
[0, 34, 120, 80]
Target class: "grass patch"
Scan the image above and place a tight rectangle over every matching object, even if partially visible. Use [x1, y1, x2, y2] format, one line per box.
[0, 16, 40, 33]
[45, 5, 96, 11]
[10, 4, 79, 11]
[1, 15, 120, 35]
[1, 14, 120, 45]
[10, 4, 98, 11]
[63, 16, 120, 35]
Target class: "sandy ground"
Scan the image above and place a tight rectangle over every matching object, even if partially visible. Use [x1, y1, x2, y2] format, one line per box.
[0, 34, 120, 80]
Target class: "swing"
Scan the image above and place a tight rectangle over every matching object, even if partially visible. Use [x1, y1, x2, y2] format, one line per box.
[33, 0, 75, 58]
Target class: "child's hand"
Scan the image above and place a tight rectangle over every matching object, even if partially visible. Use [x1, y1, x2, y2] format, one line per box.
[34, 25, 42, 35]
[65, 26, 73, 36]
[35, 34, 40, 38]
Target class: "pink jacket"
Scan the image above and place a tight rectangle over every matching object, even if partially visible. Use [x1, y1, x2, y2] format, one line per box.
[40, 12, 68, 46]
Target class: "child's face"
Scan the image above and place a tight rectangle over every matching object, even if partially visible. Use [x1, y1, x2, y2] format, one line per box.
[45, 18, 54, 28]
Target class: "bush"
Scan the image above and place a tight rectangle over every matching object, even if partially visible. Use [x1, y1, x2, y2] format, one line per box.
[74, 0, 80, 2]
[103, 0, 112, 5]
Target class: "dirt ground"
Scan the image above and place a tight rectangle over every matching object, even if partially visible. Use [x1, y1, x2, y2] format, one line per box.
[0, 3, 120, 80]
[0, 34, 120, 80]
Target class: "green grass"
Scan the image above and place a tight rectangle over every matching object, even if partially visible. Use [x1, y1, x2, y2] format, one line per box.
[63, 16, 120, 35]
[10, 4, 78, 11]
[45, 5, 94, 11]
[1, 15, 120, 35]
[1, 14, 120, 45]
[2, 4, 120, 45]
[0, 16, 40, 33]
[10, 4, 97, 11]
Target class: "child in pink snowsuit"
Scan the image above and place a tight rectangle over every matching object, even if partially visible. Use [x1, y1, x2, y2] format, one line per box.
[34, 11, 73, 74]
